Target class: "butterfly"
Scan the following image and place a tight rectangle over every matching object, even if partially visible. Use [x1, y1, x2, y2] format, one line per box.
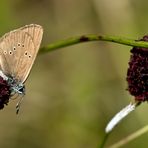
[0, 24, 43, 113]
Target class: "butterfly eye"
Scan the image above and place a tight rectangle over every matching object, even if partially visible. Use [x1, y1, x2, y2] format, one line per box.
[28, 55, 31, 58]
[17, 43, 21, 46]
[22, 44, 24, 47]
[4, 51, 7, 54]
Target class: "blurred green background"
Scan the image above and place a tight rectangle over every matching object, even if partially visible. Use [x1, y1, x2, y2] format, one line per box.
[0, 0, 148, 148]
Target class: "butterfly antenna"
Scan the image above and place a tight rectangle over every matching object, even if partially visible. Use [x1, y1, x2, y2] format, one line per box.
[16, 95, 24, 114]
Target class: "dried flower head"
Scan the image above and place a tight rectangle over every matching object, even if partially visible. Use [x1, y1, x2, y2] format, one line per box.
[0, 76, 11, 109]
[127, 35, 148, 101]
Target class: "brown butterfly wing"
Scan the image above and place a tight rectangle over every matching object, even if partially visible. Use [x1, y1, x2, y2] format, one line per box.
[21, 24, 43, 51]
[0, 24, 43, 83]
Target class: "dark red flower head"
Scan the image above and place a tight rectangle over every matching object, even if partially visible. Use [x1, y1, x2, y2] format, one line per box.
[0, 76, 11, 109]
[127, 35, 148, 101]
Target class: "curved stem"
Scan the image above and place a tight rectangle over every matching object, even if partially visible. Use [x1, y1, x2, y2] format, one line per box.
[99, 133, 110, 148]
[40, 35, 148, 53]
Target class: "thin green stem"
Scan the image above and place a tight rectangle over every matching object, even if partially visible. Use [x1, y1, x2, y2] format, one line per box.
[99, 133, 110, 148]
[40, 35, 148, 53]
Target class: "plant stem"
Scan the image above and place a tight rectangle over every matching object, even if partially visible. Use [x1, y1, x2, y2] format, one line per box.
[109, 125, 148, 148]
[99, 133, 110, 148]
[40, 35, 148, 53]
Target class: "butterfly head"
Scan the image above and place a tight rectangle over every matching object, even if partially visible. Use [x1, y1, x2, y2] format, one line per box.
[8, 77, 25, 95]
